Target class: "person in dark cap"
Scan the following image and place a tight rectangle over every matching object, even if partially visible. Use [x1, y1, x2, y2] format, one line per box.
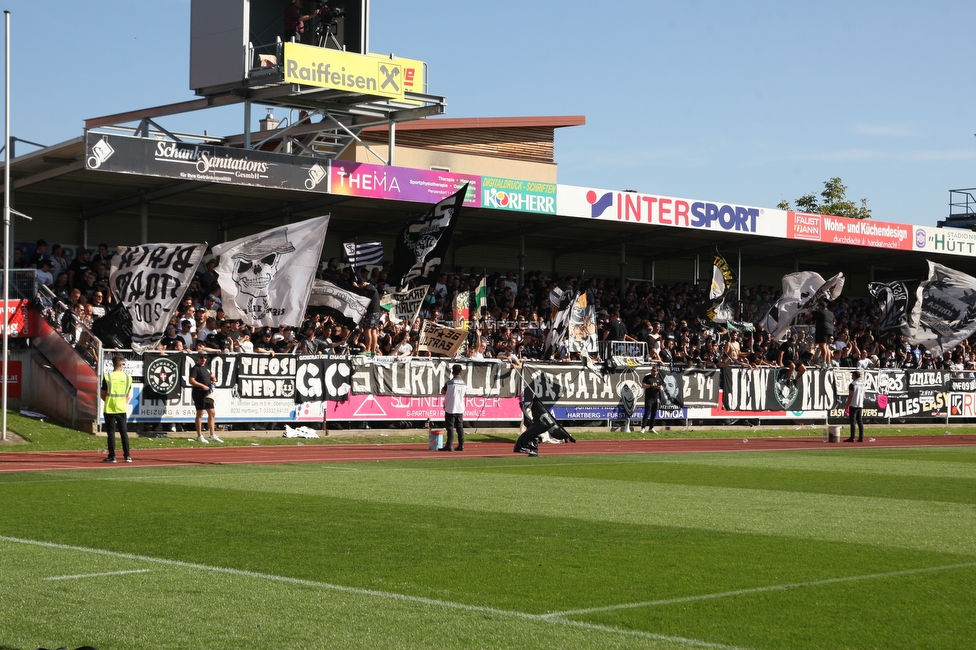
[68, 248, 92, 289]
[28, 239, 48, 269]
[439, 364, 466, 452]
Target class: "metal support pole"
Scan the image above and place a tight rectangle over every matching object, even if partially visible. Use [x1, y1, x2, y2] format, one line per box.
[2, 11, 9, 441]
[140, 197, 148, 244]
[518, 229, 525, 287]
[619, 241, 626, 295]
[244, 101, 251, 149]
[737, 248, 742, 303]
[389, 122, 395, 166]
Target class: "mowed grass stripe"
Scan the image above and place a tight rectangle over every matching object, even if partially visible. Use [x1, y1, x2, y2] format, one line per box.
[115, 458, 976, 554]
[0, 540, 742, 650]
[645, 449, 976, 479]
[483, 461, 976, 504]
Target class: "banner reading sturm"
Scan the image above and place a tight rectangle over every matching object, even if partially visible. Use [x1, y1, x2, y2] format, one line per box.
[352, 358, 519, 398]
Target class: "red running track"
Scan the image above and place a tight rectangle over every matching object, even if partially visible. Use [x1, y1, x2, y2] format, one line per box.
[2, 435, 976, 473]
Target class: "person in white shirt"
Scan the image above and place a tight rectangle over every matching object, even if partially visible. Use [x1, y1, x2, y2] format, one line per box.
[36, 259, 55, 287]
[845, 370, 866, 443]
[439, 364, 466, 452]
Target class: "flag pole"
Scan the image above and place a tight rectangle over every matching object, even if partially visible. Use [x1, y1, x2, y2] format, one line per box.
[2, 11, 10, 442]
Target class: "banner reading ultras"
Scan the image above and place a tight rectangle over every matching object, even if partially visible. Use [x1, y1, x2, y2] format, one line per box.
[283, 43, 419, 101]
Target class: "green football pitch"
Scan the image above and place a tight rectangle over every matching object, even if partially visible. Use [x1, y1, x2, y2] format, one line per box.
[1, 447, 974, 649]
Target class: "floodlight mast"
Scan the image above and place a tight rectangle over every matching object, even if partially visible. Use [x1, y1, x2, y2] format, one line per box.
[3, 10, 9, 442]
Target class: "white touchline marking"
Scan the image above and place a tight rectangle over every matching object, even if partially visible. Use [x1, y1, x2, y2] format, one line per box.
[44, 569, 151, 581]
[0, 535, 747, 650]
[544, 561, 976, 618]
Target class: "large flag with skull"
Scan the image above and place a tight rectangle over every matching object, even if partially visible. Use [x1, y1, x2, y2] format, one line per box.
[393, 184, 467, 290]
[213, 216, 330, 327]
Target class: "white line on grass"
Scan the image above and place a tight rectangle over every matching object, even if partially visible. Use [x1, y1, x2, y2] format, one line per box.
[545, 561, 976, 618]
[0, 535, 747, 650]
[43, 569, 151, 581]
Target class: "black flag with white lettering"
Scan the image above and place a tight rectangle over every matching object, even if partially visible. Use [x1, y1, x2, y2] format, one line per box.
[393, 184, 467, 289]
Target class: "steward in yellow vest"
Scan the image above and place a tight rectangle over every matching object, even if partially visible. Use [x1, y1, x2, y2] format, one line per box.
[100, 354, 132, 463]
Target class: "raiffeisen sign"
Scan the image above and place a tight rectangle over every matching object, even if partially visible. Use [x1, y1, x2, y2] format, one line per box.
[283, 43, 420, 101]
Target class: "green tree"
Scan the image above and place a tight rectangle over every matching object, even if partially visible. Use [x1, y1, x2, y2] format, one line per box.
[777, 177, 872, 219]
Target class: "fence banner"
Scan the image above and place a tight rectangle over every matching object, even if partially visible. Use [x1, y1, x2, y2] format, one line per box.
[352, 358, 519, 397]
[294, 354, 353, 402]
[722, 367, 837, 412]
[326, 394, 522, 421]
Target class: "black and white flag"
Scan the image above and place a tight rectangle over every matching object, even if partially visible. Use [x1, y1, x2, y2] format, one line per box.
[308, 276, 372, 329]
[543, 277, 583, 359]
[343, 241, 384, 267]
[868, 279, 922, 335]
[706, 251, 736, 323]
[213, 216, 330, 328]
[110, 243, 207, 351]
[761, 271, 844, 340]
[385, 286, 428, 325]
[910, 261, 976, 355]
[393, 184, 467, 289]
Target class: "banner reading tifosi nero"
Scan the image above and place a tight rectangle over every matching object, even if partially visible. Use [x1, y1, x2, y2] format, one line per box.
[352, 358, 519, 398]
[86, 132, 332, 192]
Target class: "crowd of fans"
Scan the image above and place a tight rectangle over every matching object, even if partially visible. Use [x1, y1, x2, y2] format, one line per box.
[20, 239, 976, 374]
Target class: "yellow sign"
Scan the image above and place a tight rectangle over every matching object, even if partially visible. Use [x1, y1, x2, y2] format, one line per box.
[368, 53, 425, 96]
[283, 43, 415, 101]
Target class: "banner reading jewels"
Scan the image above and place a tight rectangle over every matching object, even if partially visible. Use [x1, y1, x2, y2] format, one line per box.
[86, 132, 331, 192]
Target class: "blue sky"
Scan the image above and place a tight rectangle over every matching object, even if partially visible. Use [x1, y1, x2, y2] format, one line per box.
[4, 1, 976, 226]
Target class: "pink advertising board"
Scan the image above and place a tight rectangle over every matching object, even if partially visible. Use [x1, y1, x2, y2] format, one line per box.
[330, 161, 480, 206]
[324, 394, 522, 421]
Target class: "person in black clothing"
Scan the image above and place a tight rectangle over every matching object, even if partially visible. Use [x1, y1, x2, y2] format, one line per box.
[605, 310, 628, 342]
[640, 366, 663, 434]
[778, 330, 805, 385]
[284, 0, 314, 41]
[188, 353, 222, 443]
[812, 302, 835, 365]
[514, 396, 576, 456]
